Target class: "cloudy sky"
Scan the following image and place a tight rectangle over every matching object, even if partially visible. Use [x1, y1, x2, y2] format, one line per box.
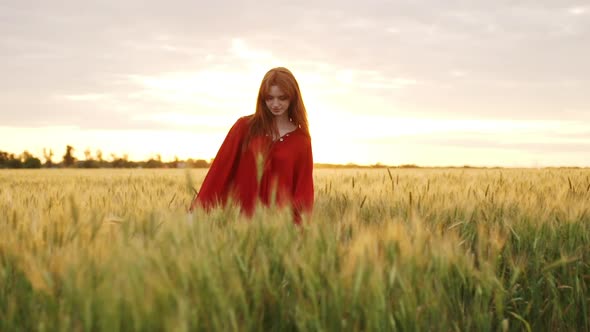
[1, 0, 589, 166]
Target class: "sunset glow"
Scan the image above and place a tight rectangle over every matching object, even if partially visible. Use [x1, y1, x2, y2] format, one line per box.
[1, 2, 589, 167]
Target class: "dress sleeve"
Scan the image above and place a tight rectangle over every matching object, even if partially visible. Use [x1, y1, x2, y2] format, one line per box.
[292, 137, 314, 224]
[190, 117, 249, 211]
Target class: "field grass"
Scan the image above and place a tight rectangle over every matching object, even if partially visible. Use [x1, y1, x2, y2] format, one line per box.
[0, 168, 589, 331]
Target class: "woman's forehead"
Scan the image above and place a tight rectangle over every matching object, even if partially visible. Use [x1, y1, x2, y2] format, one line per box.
[265, 85, 289, 96]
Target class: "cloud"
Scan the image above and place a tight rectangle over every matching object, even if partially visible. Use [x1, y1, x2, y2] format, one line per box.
[410, 137, 590, 155]
[0, 0, 588, 136]
[62, 94, 112, 102]
[568, 6, 588, 15]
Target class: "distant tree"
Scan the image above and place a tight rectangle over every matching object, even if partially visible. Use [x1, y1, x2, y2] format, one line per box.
[81, 148, 98, 168]
[145, 158, 163, 168]
[21, 150, 33, 161]
[23, 157, 42, 168]
[0, 151, 9, 168]
[9, 150, 40, 168]
[169, 156, 179, 168]
[43, 148, 54, 168]
[370, 162, 384, 168]
[96, 149, 104, 167]
[399, 164, 419, 169]
[112, 153, 131, 168]
[6, 154, 22, 168]
[20, 150, 41, 168]
[192, 159, 210, 168]
[112, 158, 126, 168]
[63, 145, 76, 167]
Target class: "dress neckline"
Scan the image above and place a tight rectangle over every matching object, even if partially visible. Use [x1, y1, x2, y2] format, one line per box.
[281, 126, 299, 137]
[274, 126, 299, 141]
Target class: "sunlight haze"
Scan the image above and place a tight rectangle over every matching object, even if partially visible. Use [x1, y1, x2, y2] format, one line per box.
[1, 1, 589, 167]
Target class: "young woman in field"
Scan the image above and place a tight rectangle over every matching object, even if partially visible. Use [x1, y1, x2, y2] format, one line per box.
[189, 67, 314, 224]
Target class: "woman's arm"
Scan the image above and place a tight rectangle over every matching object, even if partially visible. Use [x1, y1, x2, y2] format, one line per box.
[189, 116, 250, 212]
[292, 137, 314, 224]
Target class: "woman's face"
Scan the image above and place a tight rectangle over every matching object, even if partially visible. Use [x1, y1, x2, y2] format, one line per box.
[265, 85, 290, 117]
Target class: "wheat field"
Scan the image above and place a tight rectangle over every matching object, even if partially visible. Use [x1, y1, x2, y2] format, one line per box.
[0, 168, 589, 331]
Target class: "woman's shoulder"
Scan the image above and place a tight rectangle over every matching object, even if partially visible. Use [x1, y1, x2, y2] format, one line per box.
[228, 114, 254, 132]
[293, 126, 311, 140]
[290, 127, 312, 149]
[234, 114, 254, 127]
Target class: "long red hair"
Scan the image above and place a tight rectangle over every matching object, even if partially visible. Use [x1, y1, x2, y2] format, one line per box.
[244, 67, 310, 150]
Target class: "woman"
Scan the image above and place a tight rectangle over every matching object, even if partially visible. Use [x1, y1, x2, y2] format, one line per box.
[189, 67, 314, 224]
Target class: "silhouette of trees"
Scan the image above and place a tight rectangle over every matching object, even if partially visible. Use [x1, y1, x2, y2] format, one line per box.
[111, 153, 135, 168]
[43, 148, 54, 168]
[170, 156, 180, 169]
[7, 156, 21, 168]
[188, 159, 210, 168]
[145, 154, 164, 168]
[4, 153, 22, 168]
[18, 151, 40, 168]
[0, 151, 42, 168]
[63, 145, 76, 167]
[96, 149, 106, 167]
[80, 148, 100, 168]
[0, 151, 9, 168]
[84, 148, 92, 161]
[23, 156, 42, 168]
[0, 145, 217, 169]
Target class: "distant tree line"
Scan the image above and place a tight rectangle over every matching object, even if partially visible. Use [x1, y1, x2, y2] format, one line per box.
[2, 146, 516, 170]
[0, 146, 212, 169]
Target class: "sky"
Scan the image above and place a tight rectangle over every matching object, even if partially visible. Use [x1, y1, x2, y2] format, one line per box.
[1, 0, 589, 167]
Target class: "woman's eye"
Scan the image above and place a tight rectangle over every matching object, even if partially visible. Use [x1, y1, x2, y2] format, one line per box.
[279, 96, 288, 101]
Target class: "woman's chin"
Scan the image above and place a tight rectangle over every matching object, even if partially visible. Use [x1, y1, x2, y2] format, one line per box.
[272, 110, 287, 117]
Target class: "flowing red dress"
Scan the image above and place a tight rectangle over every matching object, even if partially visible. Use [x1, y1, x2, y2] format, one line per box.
[193, 115, 314, 224]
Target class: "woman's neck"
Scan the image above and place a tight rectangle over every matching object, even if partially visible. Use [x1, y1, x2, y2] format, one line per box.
[274, 113, 291, 128]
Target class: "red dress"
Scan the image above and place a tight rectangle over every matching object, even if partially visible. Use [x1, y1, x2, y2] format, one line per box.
[194, 115, 314, 224]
